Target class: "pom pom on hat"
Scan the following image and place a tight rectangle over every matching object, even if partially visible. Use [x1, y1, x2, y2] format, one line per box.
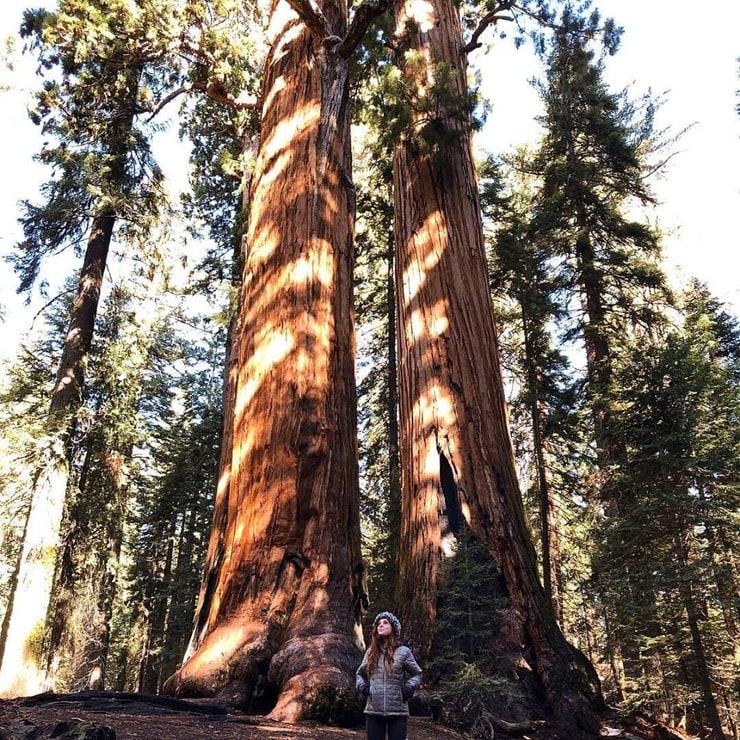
[373, 611, 401, 637]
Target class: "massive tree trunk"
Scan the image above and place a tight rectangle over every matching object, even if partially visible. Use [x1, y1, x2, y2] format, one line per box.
[0, 211, 115, 698]
[390, 0, 603, 733]
[164, 0, 366, 720]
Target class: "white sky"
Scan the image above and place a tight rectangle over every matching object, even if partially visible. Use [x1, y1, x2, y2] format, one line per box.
[478, 0, 740, 313]
[1, 0, 738, 358]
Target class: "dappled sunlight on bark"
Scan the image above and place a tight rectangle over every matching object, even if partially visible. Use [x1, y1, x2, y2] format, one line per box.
[251, 102, 321, 227]
[0, 453, 68, 698]
[404, 0, 437, 33]
[399, 213, 446, 306]
[164, 0, 364, 718]
[233, 330, 294, 422]
[414, 379, 456, 438]
[390, 0, 603, 726]
[176, 623, 260, 685]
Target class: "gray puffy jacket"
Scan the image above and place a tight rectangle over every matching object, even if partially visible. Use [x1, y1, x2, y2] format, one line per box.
[356, 645, 422, 716]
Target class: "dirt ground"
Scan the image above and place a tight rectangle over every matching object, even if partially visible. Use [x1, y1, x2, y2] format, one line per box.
[0, 692, 467, 740]
[0, 691, 694, 740]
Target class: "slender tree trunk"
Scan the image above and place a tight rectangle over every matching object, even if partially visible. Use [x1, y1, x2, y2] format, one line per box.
[138, 516, 176, 694]
[162, 507, 199, 685]
[385, 233, 402, 600]
[49, 215, 116, 419]
[164, 0, 366, 719]
[390, 0, 602, 732]
[521, 314, 563, 620]
[602, 607, 626, 702]
[575, 234, 614, 458]
[43, 403, 101, 686]
[575, 184, 661, 703]
[0, 211, 115, 698]
[533, 405, 564, 622]
[700, 486, 740, 639]
[85, 509, 125, 691]
[673, 529, 726, 740]
[710, 523, 740, 638]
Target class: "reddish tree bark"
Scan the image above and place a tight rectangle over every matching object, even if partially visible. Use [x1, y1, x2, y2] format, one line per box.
[164, 0, 369, 720]
[390, 0, 603, 733]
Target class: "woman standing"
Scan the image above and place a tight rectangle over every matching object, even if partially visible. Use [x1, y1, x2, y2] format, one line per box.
[356, 611, 423, 740]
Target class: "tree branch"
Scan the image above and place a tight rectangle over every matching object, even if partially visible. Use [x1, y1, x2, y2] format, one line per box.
[144, 86, 193, 122]
[199, 80, 259, 110]
[462, 11, 513, 54]
[462, 0, 568, 54]
[284, 0, 333, 40]
[337, 0, 389, 59]
[144, 82, 258, 123]
[284, 0, 388, 58]
[491, 714, 546, 733]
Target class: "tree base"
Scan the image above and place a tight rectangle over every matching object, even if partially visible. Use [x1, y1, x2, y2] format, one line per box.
[164, 629, 363, 724]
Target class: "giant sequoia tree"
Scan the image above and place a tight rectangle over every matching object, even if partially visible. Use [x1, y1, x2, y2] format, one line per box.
[163, 0, 386, 720]
[389, 0, 604, 733]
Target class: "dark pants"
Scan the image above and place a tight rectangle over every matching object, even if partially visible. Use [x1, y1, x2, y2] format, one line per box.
[366, 714, 408, 740]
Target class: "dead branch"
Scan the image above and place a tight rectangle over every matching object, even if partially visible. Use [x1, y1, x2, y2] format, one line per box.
[490, 714, 546, 733]
[337, 0, 389, 58]
[462, 11, 513, 54]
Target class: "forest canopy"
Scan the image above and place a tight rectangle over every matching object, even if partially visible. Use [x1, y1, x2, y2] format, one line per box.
[0, 1, 738, 739]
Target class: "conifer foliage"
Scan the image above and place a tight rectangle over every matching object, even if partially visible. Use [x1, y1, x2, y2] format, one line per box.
[0, 0, 738, 736]
[0, 0, 182, 696]
[479, 12, 739, 736]
[595, 283, 740, 734]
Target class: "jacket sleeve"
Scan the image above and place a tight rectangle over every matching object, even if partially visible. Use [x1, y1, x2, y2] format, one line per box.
[402, 647, 423, 692]
[356, 650, 370, 695]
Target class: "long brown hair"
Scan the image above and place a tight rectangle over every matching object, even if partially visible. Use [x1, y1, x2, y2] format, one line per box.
[366, 624, 399, 675]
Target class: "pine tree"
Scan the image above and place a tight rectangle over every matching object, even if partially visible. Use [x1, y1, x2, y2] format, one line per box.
[530, 8, 669, 461]
[481, 154, 596, 641]
[526, 10, 674, 703]
[597, 282, 740, 735]
[428, 527, 517, 728]
[90, 299, 225, 693]
[42, 282, 153, 690]
[0, 0, 184, 695]
[129, 334, 223, 693]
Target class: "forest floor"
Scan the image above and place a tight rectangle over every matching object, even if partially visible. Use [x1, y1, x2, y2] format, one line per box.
[0, 691, 694, 740]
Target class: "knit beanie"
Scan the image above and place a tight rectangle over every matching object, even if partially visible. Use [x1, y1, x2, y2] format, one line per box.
[373, 611, 401, 638]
